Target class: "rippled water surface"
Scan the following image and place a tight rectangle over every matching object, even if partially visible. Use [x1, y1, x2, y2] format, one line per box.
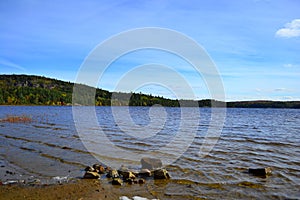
[0, 106, 299, 199]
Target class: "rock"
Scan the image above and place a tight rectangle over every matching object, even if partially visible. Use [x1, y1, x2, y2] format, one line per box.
[84, 166, 94, 172]
[93, 164, 105, 174]
[153, 169, 170, 179]
[138, 178, 146, 184]
[139, 169, 152, 177]
[112, 178, 123, 185]
[133, 179, 138, 184]
[122, 171, 136, 179]
[125, 178, 134, 184]
[107, 169, 119, 178]
[92, 164, 100, 169]
[248, 167, 272, 176]
[98, 165, 106, 174]
[141, 157, 162, 170]
[83, 171, 100, 179]
[118, 165, 129, 177]
[132, 171, 139, 177]
[105, 166, 111, 173]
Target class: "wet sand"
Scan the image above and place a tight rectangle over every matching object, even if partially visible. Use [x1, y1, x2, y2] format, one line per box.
[0, 179, 107, 200]
[0, 179, 160, 200]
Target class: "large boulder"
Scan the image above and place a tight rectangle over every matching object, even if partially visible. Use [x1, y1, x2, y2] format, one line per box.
[248, 167, 272, 176]
[141, 157, 162, 170]
[83, 171, 100, 179]
[153, 169, 170, 179]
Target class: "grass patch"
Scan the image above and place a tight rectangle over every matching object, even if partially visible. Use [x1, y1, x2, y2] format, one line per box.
[0, 115, 32, 123]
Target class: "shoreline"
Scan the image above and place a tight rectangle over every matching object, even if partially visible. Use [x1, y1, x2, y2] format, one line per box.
[1, 103, 300, 109]
[0, 179, 117, 200]
[0, 179, 163, 200]
[0, 161, 161, 200]
[0, 178, 160, 200]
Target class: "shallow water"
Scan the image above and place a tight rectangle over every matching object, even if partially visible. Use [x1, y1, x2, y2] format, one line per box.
[0, 106, 299, 199]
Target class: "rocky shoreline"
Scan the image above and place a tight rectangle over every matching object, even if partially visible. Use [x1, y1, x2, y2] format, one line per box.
[82, 158, 170, 186]
[0, 158, 171, 200]
[0, 156, 273, 200]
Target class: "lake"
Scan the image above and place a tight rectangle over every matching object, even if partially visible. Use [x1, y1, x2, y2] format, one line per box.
[0, 106, 299, 199]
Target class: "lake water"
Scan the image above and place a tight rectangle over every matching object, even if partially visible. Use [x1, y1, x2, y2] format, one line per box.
[0, 106, 299, 199]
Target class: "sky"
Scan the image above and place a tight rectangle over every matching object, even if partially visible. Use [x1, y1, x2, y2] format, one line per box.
[0, 0, 299, 101]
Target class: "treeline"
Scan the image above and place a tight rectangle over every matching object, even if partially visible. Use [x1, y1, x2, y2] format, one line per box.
[0, 74, 299, 108]
[0, 75, 72, 105]
[0, 74, 179, 106]
[227, 101, 300, 109]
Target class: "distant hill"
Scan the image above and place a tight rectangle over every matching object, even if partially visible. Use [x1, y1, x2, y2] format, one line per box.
[0, 74, 178, 106]
[0, 74, 299, 108]
[227, 100, 300, 109]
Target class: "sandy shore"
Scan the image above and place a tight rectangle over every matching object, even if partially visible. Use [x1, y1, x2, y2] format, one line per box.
[0, 178, 160, 200]
[1, 179, 105, 200]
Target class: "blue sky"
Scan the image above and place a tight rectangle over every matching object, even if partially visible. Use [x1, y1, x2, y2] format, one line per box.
[0, 0, 299, 101]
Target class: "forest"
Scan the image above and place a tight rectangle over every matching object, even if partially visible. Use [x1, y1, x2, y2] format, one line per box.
[0, 74, 299, 108]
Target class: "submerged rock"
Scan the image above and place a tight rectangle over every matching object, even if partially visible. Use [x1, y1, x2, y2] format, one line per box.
[141, 157, 162, 170]
[248, 167, 272, 176]
[83, 171, 100, 179]
[153, 169, 170, 179]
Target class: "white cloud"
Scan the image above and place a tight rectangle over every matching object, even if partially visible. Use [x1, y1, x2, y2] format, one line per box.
[275, 19, 300, 38]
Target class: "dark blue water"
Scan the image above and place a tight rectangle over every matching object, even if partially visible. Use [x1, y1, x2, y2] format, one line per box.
[0, 106, 299, 199]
